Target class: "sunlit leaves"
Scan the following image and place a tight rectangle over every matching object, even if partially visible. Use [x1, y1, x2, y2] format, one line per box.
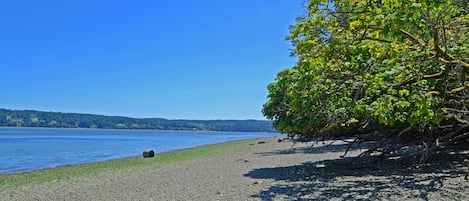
[264, 0, 468, 137]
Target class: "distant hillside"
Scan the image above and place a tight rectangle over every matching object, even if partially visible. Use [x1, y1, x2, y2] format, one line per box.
[0, 108, 276, 132]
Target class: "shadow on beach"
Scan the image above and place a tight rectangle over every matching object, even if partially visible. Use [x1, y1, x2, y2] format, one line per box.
[245, 143, 469, 201]
[256, 140, 374, 156]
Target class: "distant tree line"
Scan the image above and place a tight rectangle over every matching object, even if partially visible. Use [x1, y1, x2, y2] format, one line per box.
[0, 108, 276, 132]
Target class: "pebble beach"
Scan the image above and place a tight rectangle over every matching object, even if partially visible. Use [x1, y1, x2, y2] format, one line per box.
[1, 136, 468, 200]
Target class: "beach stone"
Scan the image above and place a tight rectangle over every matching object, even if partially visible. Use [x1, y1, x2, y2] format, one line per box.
[254, 180, 264, 185]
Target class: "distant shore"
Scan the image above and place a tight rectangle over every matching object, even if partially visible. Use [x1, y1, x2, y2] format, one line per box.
[1, 136, 468, 200]
[0, 108, 276, 132]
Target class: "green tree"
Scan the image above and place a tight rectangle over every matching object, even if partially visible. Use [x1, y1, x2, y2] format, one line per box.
[264, 0, 469, 161]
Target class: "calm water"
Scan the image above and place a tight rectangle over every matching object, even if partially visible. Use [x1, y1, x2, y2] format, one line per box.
[0, 127, 278, 173]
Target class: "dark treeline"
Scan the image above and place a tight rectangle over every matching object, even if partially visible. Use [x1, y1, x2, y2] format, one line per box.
[0, 108, 275, 132]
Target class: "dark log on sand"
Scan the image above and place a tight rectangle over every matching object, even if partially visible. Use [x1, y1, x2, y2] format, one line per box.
[143, 150, 155, 158]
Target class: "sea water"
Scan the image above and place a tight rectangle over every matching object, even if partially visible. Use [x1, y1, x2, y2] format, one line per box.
[0, 127, 278, 173]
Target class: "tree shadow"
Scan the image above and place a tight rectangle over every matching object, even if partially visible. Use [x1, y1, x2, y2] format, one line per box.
[258, 141, 374, 156]
[245, 148, 469, 201]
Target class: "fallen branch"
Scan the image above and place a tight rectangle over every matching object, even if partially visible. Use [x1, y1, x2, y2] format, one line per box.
[341, 137, 360, 158]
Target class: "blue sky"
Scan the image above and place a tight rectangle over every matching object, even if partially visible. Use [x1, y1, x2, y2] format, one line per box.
[0, 0, 303, 120]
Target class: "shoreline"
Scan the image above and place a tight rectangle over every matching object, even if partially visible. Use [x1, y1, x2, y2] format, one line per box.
[1, 136, 265, 175]
[2, 136, 468, 200]
[0, 128, 279, 174]
[0, 137, 270, 189]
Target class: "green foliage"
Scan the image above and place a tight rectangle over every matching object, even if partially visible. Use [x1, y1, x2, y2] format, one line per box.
[0, 108, 275, 132]
[264, 0, 469, 143]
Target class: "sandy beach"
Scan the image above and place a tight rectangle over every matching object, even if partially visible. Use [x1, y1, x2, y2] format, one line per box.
[1, 136, 468, 200]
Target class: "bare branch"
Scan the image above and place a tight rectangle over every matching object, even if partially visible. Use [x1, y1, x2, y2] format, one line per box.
[341, 137, 360, 158]
[445, 108, 469, 114]
[439, 58, 469, 69]
[363, 36, 395, 44]
[398, 29, 424, 46]
[390, 71, 445, 87]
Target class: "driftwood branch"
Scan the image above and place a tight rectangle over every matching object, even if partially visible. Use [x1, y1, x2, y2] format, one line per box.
[341, 137, 360, 158]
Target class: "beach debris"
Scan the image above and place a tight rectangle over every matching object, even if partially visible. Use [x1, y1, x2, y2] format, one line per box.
[257, 141, 266, 144]
[465, 159, 469, 180]
[253, 180, 264, 185]
[236, 158, 249, 163]
[277, 138, 283, 143]
[315, 163, 326, 168]
[143, 149, 155, 158]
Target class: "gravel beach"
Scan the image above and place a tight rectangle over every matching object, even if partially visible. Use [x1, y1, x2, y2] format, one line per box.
[2, 136, 469, 200]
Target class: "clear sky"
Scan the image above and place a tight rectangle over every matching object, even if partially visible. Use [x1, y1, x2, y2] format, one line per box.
[0, 0, 304, 120]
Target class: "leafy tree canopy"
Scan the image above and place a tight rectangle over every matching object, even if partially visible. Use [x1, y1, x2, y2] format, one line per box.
[263, 0, 469, 161]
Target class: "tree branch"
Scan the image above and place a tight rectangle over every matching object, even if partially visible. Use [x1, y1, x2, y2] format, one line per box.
[439, 58, 469, 69]
[398, 29, 424, 46]
[390, 71, 446, 87]
[445, 108, 469, 114]
[363, 36, 395, 44]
